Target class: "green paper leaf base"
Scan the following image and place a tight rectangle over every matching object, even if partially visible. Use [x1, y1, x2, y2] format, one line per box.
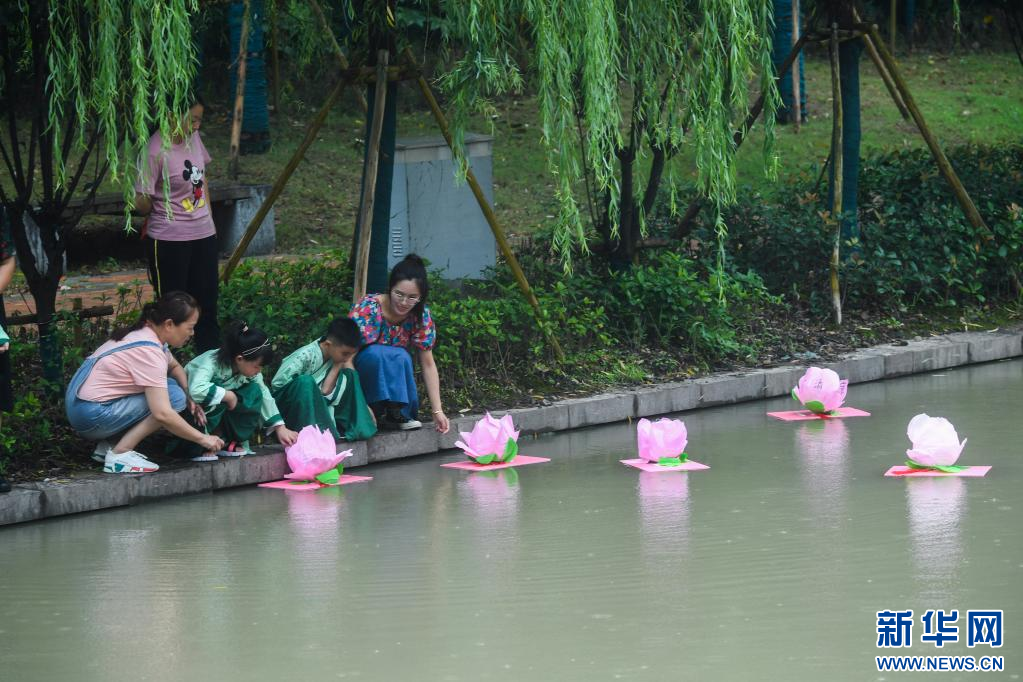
[502, 438, 518, 463]
[803, 400, 828, 415]
[656, 454, 689, 467]
[905, 459, 968, 474]
[468, 439, 519, 466]
[315, 465, 343, 485]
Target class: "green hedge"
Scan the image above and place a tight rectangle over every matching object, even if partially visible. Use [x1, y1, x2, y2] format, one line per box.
[714, 144, 1023, 311]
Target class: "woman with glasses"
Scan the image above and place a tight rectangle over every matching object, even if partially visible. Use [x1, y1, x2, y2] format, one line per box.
[348, 254, 450, 433]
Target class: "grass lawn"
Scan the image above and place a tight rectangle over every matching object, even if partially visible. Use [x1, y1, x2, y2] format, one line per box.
[9, 51, 1022, 260]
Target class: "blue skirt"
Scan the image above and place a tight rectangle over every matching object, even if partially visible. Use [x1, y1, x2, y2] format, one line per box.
[354, 344, 419, 420]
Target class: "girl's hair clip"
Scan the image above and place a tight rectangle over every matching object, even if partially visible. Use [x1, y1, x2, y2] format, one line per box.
[240, 339, 271, 357]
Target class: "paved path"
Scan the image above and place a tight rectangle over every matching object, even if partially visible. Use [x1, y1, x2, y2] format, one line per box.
[5, 269, 152, 317]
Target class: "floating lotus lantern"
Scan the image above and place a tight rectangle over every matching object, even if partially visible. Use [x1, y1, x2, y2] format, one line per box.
[637, 417, 689, 466]
[284, 425, 352, 484]
[454, 413, 520, 465]
[904, 413, 968, 473]
[792, 367, 848, 415]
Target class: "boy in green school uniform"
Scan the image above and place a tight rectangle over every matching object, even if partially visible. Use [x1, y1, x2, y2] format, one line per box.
[271, 317, 377, 441]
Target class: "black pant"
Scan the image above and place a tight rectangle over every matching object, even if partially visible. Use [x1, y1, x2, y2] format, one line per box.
[145, 235, 221, 352]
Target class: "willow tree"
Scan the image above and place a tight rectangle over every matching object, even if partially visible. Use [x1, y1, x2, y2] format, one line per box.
[0, 0, 197, 385]
[438, 0, 780, 269]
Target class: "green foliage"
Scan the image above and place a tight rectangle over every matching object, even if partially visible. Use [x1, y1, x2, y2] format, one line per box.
[219, 252, 354, 352]
[714, 144, 1023, 311]
[41, 0, 199, 213]
[438, 0, 779, 266]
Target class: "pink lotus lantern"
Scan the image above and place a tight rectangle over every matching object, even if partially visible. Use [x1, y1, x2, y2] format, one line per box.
[905, 413, 968, 473]
[637, 418, 688, 466]
[454, 413, 520, 465]
[284, 425, 352, 484]
[792, 367, 848, 414]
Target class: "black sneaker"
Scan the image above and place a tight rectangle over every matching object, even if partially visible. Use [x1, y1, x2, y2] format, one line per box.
[0, 475, 11, 494]
[384, 404, 422, 431]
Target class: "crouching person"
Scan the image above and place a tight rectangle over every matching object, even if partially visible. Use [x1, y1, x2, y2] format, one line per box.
[177, 321, 298, 460]
[271, 317, 377, 441]
[65, 292, 224, 473]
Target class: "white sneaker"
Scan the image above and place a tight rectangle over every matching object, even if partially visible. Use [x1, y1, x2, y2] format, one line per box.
[103, 450, 159, 474]
[398, 419, 423, 431]
[91, 441, 113, 463]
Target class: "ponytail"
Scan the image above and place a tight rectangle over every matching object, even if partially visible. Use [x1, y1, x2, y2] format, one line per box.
[112, 291, 199, 341]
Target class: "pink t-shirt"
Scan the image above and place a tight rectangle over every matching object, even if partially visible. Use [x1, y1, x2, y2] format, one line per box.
[136, 131, 216, 241]
[77, 327, 173, 402]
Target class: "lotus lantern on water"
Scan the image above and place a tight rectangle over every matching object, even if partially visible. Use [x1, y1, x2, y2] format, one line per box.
[905, 413, 968, 473]
[637, 417, 689, 466]
[792, 367, 848, 414]
[454, 413, 520, 465]
[284, 425, 352, 484]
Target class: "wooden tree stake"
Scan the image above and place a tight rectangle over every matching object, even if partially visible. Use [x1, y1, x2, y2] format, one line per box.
[791, 0, 802, 132]
[352, 50, 389, 303]
[228, 0, 251, 180]
[853, 9, 909, 120]
[222, 74, 350, 281]
[403, 47, 565, 363]
[862, 22, 990, 235]
[309, 0, 369, 114]
[828, 25, 843, 327]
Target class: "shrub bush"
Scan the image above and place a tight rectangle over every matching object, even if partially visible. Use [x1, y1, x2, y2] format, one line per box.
[712, 145, 1023, 311]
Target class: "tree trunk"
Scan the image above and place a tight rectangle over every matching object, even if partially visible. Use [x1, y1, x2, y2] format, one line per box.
[9, 205, 66, 392]
[606, 151, 636, 270]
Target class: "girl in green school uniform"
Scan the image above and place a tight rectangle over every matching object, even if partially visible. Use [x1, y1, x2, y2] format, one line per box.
[181, 321, 298, 459]
[271, 317, 376, 441]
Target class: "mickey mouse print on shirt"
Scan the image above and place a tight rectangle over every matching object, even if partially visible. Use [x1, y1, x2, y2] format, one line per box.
[181, 159, 206, 213]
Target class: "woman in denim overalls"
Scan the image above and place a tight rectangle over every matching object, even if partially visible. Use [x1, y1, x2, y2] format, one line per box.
[65, 292, 224, 473]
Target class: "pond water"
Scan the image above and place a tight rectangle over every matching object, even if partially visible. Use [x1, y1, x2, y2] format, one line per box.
[1, 360, 1020, 681]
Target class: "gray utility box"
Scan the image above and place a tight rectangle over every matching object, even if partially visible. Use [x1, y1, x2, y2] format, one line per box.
[388, 134, 495, 279]
[213, 184, 276, 257]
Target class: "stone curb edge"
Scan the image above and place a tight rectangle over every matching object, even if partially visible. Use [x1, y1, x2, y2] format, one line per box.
[2, 329, 1020, 526]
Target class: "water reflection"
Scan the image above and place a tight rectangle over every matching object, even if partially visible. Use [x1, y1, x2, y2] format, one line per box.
[456, 469, 521, 576]
[906, 477, 966, 600]
[795, 419, 850, 529]
[637, 473, 691, 569]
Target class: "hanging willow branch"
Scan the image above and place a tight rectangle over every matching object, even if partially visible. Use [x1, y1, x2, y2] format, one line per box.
[437, 0, 780, 270]
[39, 0, 199, 224]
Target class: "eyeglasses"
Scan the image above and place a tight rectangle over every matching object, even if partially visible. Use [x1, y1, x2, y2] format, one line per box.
[391, 289, 421, 304]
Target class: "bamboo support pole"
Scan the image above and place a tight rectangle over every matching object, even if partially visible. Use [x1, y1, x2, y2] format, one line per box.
[309, 0, 368, 114]
[853, 9, 909, 120]
[352, 51, 389, 303]
[228, 0, 251, 180]
[862, 33, 910, 119]
[828, 25, 843, 327]
[221, 75, 351, 282]
[861, 22, 990, 235]
[791, 0, 802, 131]
[403, 47, 566, 363]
